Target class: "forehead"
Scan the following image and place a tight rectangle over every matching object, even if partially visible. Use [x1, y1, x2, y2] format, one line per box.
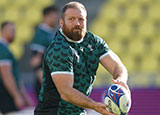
[64, 8, 87, 18]
[48, 11, 58, 15]
[3, 24, 15, 30]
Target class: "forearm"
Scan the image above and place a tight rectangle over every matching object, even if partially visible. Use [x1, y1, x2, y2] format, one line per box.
[53, 74, 98, 111]
[100, 51, 128, 83]
[52, 74, 112, 114]
[113, 64, 128, 83]
[30, 52, 42, 68]
[61, 87, 96, 110]
[2, 74, 21, 98]
[36, 68, 43, 83]
[20, 83, 33, 106]
[61, 88, 114, 115]
[20, 83, 28, 99]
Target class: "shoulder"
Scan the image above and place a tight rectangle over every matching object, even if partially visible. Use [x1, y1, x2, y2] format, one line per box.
[35, 25, 45, 33]
[32, 27, 45, 43]
[33, 26, 48, 39]
[0, 44, 11, 59]
[0, 43, 4, 49]
[86, 31, 106, 45]
[45, 32, 73, 59]
[0, 43, 8, 52]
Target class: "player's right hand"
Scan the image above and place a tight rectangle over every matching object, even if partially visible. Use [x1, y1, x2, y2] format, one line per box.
[93, 102, 116, 115]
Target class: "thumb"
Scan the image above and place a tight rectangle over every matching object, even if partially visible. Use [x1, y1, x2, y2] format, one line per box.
[100, 103, 108, 108]
[112, 79, 117, 84]
[104, 104, 108, 108]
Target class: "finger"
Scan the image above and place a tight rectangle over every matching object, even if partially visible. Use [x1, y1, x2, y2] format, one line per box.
[104, 111, 116, 115]
[106, 112, 114, 115]
[106, 112, 118, 115]
[104, 107, 115, 115]
[112, 79, 123, 84]
[112, 79, 125, 88]
[104, 104, 109, 108]
[112, 79, 126, 87]
[112, 79, 130, 94]
[112, 79, 117, 84]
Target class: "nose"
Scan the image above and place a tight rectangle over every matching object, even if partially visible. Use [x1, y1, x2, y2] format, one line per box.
[75, 19, 80, 26]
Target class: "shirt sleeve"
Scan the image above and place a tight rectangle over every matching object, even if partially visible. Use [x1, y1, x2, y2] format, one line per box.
[0, 48, 12, 66]
[0, 60, 12, 66]
[46, 44, 74, 76]
[30, 29, 46, 53]
[95, 35, 110, 60]
[30, 43, 46, 53]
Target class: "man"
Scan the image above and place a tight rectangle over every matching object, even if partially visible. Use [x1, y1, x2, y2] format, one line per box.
[34, 2, 130, 115]
[0, 22, 32, 114]
[30, 5, 59, 97]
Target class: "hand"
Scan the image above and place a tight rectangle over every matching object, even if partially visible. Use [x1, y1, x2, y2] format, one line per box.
[112, 79, 131, 96]
[30, 53, 42, 68]
[24, 94, 33, 107]
[36, 68, 43, 83]
[93, 102, 116, 115]
[14, 94, 25, 109]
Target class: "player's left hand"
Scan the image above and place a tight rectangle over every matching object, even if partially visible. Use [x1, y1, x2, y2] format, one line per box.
[112, 79, 131, 96]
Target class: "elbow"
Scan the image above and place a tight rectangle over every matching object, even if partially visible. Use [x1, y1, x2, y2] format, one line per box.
[60, 94, 69, 102]
[59, 89, 72, 103]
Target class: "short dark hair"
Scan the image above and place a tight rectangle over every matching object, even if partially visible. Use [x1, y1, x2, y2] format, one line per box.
[43, 5, 58, 16]
[1, 21, 14, 31]
[61, 1, 87, 19]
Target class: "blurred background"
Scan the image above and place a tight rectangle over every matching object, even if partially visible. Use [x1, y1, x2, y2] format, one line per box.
[0, 0, 160, 114]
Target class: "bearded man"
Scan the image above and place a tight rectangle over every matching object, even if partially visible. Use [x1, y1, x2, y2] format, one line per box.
[34, 1, 130, 115]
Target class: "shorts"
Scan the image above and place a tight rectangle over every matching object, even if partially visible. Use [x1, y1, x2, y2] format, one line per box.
[0, 83, 18, 114]
[34, 103, 58, 115]
[35, 77, 41, 97]
[34, 110, 57, 115]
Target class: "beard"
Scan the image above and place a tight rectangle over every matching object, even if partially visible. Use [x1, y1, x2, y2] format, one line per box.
[62, 23, 86, 41]
[8, 36, 15, 43]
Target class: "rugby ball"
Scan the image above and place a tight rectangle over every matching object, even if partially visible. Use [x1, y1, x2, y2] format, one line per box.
[104, 84, 131, 115]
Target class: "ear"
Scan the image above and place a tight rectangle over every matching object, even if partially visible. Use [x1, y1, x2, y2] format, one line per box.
[59, 18, 64, 28]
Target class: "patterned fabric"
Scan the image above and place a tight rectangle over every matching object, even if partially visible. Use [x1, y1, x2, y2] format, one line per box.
[0, 42, 20, 87]
[35, 29, 110, 115]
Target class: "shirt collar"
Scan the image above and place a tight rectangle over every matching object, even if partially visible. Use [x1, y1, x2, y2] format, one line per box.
[59, 28, 84, 43]
[0, 38, 9, 46]
[39, 23, 54, 32]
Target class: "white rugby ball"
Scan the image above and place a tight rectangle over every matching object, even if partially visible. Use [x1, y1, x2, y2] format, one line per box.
[104, 84, 131, 115]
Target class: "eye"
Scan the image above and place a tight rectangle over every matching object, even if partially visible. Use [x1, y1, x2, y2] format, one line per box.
[69, 17, 74, 21]
[79, 18, 84, 21]
[79, 18, 86, 22]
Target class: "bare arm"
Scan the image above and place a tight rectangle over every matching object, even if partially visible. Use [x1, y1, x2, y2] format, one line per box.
[0, 64, 25, 109]
[0, 64, 21, 98]
[52, 74, 115, 115]
[30, 52, 43, 83]
[20, 82, 33, 107]
[100, 50, 128, 83]
[30, 52, 43, 68]
[100, 50, 131, 95]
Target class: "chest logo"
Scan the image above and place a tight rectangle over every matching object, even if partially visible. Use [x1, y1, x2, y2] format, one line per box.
[87, 45, 93, 51]
[80, 47, 84, 52]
